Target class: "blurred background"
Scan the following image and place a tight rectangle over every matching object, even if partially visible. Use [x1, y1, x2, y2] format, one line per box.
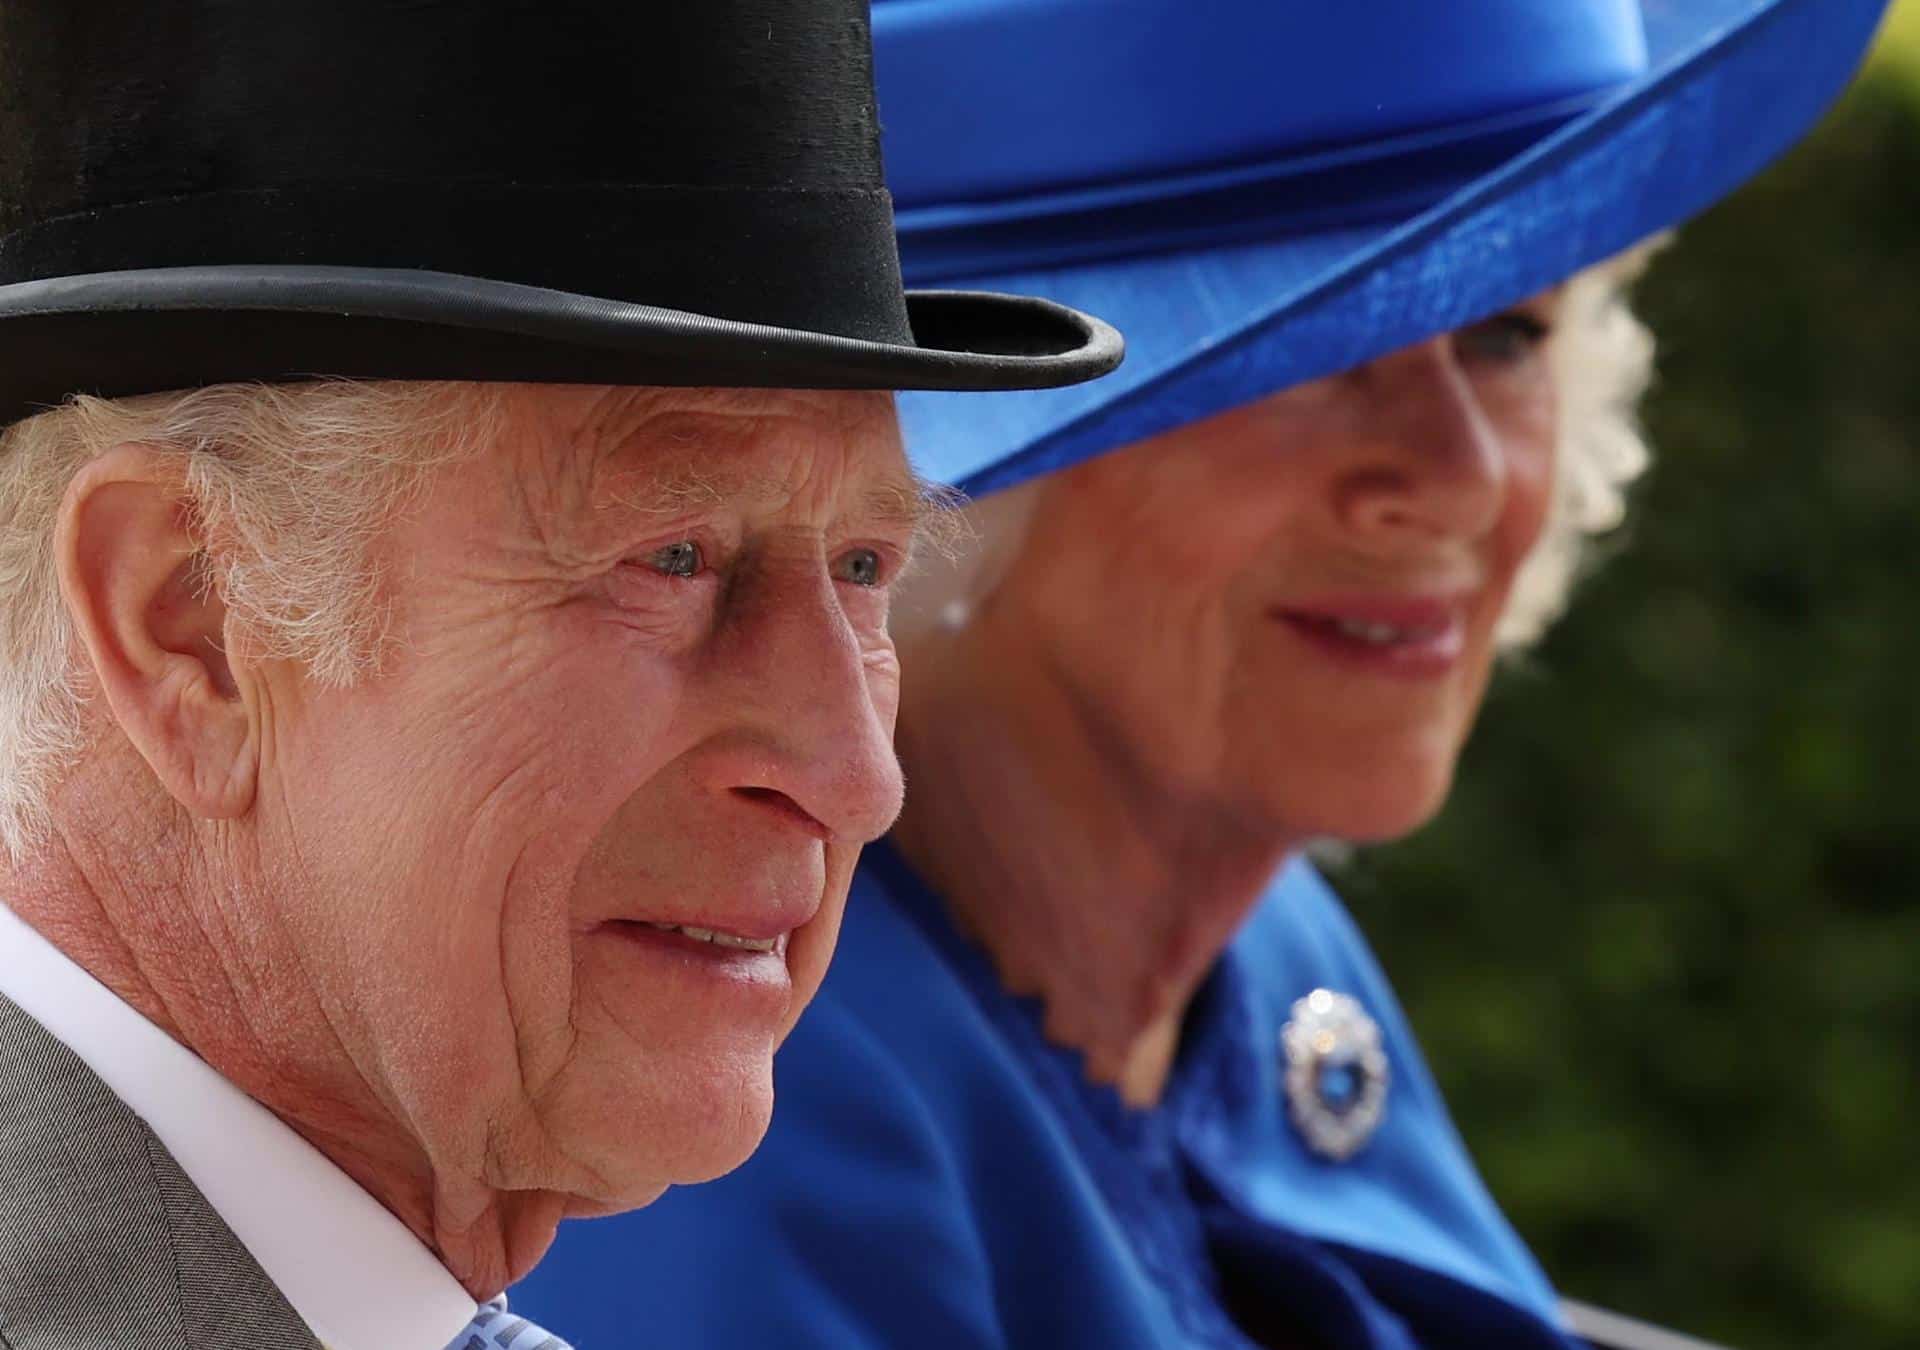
[1325, 8, 1920, 1349]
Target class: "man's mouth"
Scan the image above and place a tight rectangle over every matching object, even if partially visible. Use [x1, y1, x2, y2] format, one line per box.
[629, 920, 785, 955]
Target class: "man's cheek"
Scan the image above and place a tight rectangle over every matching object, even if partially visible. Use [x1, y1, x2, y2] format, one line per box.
[862, 643, 904, 721]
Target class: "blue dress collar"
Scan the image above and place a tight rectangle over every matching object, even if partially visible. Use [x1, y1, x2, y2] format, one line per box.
[859, 839, 1578, 1349]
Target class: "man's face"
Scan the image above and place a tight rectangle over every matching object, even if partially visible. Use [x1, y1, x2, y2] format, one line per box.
[251, 386, 915, 1222]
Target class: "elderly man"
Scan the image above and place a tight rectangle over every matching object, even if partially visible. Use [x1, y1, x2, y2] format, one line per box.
[0, 3, 1117, 1349]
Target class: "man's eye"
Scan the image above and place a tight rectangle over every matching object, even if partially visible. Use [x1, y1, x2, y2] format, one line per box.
[833, 548, 883, 588]
[1455, 311, 1551, 365]
[643, 541, 703, 578]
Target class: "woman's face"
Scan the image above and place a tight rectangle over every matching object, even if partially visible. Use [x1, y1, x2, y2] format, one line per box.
[999, 297, 1562, 844]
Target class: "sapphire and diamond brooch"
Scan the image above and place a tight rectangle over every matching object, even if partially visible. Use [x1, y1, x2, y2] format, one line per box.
[1280, 988, 1390, 1162]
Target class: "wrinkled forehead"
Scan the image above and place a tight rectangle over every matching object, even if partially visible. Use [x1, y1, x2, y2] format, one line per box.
[608, 390, 904, 498]
[621, 388, 902, 503]
[503, 384, 921, 538]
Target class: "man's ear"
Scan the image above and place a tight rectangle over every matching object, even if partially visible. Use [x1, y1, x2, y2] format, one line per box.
[55, 444, 257, 819]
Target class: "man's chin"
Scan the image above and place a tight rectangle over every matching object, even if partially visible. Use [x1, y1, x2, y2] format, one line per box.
[556, 1103, 765, 1220]
[661, 1091, 775, 1187]
[541, 1015, 779, 1204]
[564, 1184, 671, 1221]
[583, 1067, 775, 1198]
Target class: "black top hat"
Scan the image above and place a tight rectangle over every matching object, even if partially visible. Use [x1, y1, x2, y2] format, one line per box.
[0, 0, 1122, 425]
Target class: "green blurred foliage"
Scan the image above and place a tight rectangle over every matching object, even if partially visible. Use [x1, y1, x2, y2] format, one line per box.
[1326, 15, 1920, 1350]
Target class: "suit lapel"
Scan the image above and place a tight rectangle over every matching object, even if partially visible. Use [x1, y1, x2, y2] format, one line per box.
[0, 992, 323, 1350]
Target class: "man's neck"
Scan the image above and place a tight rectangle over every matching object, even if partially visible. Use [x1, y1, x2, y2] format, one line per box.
[892, 627, 1295, 1107]
[0, 900, 482, 1348]
[0, 799, 527, 1298]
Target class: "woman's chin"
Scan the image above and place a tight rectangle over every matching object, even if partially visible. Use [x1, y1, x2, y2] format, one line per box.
[1258, 759, 1459, 848]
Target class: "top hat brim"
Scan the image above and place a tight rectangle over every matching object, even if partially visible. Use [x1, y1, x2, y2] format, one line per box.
[0, 265, 1124, 427]
[889, 0, 1886, 496]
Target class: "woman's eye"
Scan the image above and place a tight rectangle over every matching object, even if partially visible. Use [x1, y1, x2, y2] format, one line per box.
[1455, 311, 1551, 366]
[833, 548, 883, 588]
[643, 541, 704, 578]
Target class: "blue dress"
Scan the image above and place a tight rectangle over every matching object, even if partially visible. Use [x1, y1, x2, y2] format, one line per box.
[513, 843, 1580, 1348]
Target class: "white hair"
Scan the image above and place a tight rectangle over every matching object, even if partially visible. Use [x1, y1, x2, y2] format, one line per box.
[1500, 243, 1659, 645]
[0, 380, 503, 859]
[895, 245, 1661, 649]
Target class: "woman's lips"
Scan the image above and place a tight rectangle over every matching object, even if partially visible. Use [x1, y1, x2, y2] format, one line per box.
[1269, 595, 1470, 677]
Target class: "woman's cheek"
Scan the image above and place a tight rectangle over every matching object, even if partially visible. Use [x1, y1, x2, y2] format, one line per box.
[1505, 434, 1558, 559]
[1474, 371, 1558, 563]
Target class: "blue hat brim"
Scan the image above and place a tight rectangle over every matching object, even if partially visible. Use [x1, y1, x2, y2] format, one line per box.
[897, 0, 1889, 496]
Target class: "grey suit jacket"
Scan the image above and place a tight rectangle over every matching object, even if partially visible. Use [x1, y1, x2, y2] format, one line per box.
[0, 993, 323, 1350]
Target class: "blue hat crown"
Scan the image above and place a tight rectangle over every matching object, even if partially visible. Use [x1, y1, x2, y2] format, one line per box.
[876, 0, 1649, 282]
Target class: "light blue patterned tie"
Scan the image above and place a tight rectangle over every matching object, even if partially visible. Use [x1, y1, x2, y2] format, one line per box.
[445, 1297, 575, 1350]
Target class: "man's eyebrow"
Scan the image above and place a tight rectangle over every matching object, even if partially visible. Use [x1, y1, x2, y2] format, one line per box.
[598, 465, 776, 516]
[862, 474, 970, 559]
[596, 460, 970, 557]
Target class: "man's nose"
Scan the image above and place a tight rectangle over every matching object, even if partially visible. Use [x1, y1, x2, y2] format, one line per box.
[1332, 337, 1509, 544]
[699, 558, 905, 846]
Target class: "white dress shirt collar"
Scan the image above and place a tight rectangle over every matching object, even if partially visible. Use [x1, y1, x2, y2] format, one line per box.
[0, 903, 477, 1350]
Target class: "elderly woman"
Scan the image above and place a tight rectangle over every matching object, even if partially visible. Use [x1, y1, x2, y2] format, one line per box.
[516, 1, 1886, 1348]
[0, 6, 1117, 1350]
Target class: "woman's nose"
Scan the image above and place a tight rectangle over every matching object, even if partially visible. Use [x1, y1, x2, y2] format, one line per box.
[699, 559, 905, 846]
[1331, 338, 1510, 545]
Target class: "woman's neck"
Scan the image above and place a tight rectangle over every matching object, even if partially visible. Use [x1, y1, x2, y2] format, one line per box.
[892, 623, 1298, 1107]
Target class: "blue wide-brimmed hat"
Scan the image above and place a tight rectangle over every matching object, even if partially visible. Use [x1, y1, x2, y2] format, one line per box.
[878, 0, 1890, 496]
